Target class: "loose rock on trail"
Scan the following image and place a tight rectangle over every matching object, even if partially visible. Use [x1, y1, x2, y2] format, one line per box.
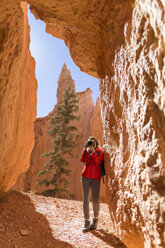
[0, 191, 126, 248]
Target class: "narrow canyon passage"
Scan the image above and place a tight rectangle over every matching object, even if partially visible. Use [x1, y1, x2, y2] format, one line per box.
[0, 191, 126, 248]
[0, 0, 164, 247]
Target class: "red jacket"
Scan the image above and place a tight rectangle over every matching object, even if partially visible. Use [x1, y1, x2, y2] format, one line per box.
[80, 147, 104, 180]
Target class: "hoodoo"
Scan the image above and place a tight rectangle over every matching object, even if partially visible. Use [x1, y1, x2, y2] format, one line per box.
[13, 64, 105, 201]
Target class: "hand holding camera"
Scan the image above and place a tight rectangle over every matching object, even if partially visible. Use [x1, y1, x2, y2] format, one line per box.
[84, 140, 95, 153]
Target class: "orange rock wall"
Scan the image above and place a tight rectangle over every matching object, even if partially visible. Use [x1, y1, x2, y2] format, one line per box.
[0, 2, 37, 192]
[27, 0, 133, 78]
[100, 2, 165, 247]
[0, 0, 165, 247]
[90, 97, 104, 147]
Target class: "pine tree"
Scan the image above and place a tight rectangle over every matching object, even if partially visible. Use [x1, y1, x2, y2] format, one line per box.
[38, 77, 80, 198]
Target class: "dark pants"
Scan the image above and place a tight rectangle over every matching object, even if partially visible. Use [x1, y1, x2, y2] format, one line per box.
[81, 176, 101, 220]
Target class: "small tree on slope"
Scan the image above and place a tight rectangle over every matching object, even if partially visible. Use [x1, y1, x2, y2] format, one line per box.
[38, 78, 80, 198]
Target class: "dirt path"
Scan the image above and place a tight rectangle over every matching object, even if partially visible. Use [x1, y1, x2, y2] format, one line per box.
[0, 191, 126, 248]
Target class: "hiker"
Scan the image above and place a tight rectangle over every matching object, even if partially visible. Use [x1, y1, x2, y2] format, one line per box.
[80, 136, 104, 232]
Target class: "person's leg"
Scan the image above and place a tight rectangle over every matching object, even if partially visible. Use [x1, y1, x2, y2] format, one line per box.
[91, 179, 101, 218]
[81, 177, 91, 231]
[90, 179, 101, 230]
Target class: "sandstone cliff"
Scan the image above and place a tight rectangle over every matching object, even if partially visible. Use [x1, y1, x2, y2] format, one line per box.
[13, 64, 105, 201]
[56, 63, 75, 104]
[99, 2, 165, 247]
[0, 2, 37, 192]
[0, 0, 165, 247]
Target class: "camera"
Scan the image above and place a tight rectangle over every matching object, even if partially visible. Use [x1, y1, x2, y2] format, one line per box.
[86, 140, 94, 147]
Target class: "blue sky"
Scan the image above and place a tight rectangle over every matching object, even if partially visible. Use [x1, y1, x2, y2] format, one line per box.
[28, 7, 99, 117]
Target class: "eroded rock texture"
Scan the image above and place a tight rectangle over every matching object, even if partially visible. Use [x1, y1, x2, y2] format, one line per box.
[27, 0, 133, 79]
[0, 2, 37, 192]
[100, 2, 165, 247]
[13, 64, 105, 201]
[0, 0, 165, 247]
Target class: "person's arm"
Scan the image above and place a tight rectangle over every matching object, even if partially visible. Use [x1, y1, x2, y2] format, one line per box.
[80, 149, 86, 162]
[80, 149, 91, 165]
[92, 149, 104, 166]
[80, 141, 88, 162]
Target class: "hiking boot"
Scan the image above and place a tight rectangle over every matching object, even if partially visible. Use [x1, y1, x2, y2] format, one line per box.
[82, 220, 90, 232]
[90, 218, 98, 230]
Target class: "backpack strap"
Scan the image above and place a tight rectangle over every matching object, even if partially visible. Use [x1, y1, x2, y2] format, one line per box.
[84, 150, 92, 166]
[96, 150, 101, 156]
[83, 150, 87, 162]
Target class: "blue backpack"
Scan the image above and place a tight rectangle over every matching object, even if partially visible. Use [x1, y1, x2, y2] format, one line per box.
[96, 150, 105, 184]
